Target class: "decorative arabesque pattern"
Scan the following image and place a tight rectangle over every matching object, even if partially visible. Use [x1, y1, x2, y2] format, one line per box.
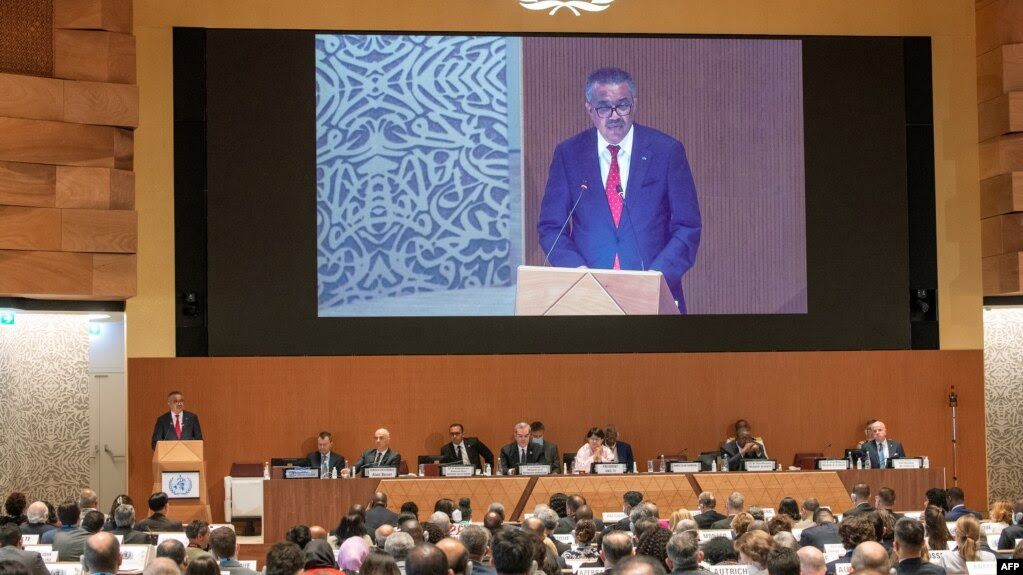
[983, 308, 1023, 504]
[0, 315, 90, 503]
[315, 35, 512, 310]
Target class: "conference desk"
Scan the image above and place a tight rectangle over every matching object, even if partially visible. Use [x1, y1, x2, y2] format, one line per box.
[261, 467, 945, 542]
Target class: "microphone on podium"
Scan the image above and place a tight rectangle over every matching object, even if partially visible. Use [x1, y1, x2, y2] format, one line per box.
[543, 180, 588, 267]
[617, 184, 646, 271]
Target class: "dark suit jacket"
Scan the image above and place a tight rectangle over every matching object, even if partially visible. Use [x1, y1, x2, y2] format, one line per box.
[612, 516, 631, 532]
[896, 558, 947, 575]
[609, 441, 635, 471]
[841, 503, 875, 518]
[825, 550, 853, 575]
[695, 510, 727, 529]
[709, 515, 735, 530]
[0, 545, 48, 575]
[499, 442, 544, 474]
[307, 451, 347, 476]
[365, 505, 400, 532]
[864, 439, 906, 469]
[721, 439, 767, 471]
[537, 124, 701, 312]
[539, 440, 560, 471]
[798, 522, 841, 551]
[997, 524, 1023, 551]
[151, 410, 203, 449]
[440, 437, 495, 469]
[136, 512, 184, 532]
[18, 523, 55, 536]
[353, 448, 401, 474]
[553, 516, 606, 535]
[111, 526, 156, 545]
[944, 505, 982, 521]
[471, 560, 496, 575]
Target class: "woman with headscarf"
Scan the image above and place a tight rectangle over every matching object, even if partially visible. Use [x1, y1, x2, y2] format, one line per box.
[338, 535, 371, 574]
[305, 539, 343, 575]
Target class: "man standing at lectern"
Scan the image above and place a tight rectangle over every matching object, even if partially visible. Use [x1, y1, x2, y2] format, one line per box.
[151, 391, 203, 449]
[537, 67, 701, 313]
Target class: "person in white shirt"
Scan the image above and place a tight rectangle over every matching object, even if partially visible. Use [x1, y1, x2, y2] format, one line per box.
[572, 427, 615, 474]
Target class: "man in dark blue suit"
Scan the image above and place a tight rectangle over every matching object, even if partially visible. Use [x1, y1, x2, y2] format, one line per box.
[604, 425, 635, 471]
[538, 67, 701, 313]
[864, 421, 906, 469]
[306, 431, 346, 477]
[151, 391, 203, 449]
[943, 487, 983, 521]
[893, 518, 946, 575]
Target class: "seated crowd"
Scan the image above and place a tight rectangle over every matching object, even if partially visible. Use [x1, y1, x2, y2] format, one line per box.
[0, 486, 1020, 575]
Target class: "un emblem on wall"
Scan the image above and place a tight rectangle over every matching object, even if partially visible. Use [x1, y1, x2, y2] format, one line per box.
[168, 474, 193, 496]
[519, 0, 614, 16]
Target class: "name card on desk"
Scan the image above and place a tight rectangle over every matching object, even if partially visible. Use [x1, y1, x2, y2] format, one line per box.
[441, 465, 475, 477]
[577, 569, 606, 575]
[835, 563, 852, 575]
[27, 547, 57, 562]
[21, 534, 38, 545]
[669, 462, 701, 473]
[565, 559, 588, 572]
[120, 545, 152, 571]
[928, 550, 952, 564]
[364, 467, 399, 478]
[518, 464, 551, 476]
[743, 460, 777, 472]
[284, 467, 318, 479]
[699, 529, 734, 541]
[763, 508, 775, 520]
[816, 459, 850, 471]
[594, 463, 627, 474]
[46, 563, 82, 575]
[553, 534, 575, 544]
[708, 564, 748, 575]
[891, 457, 923, 469]
[603, 512, 627, 523]
[824, 544, 846, 556]
[157, 533, 189, 545]
[966, 561, 996, 575]
[239, 561, 257, 570]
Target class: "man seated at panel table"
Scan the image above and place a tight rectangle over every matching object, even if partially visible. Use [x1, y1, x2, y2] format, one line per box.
[353, 428, 402, 474]
[863, 420, 906, 469]
[530, 421, 561, 472]
[604, 424, 636, 471]
[721, 420, 766, 471]
[499, 422, 544, 474]
[440, 423, 495, 470]
[306, 431, 347, 478]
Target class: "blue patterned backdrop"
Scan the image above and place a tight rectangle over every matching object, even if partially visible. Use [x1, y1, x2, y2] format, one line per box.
[316, 35, 518, 316]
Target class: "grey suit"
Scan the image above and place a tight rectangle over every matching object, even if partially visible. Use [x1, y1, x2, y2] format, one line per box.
[0, 546, 48, 575]
[52, 526, 90, 562]
[136, 512, 183, 532]
[353, 448, 402, 474]
[219, 558, 261, 575]
[799, 522, 841, 551]
[539, 440, 561, 471]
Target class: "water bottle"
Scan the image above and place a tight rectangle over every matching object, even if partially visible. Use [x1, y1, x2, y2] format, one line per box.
[485, 463, 492, 476]
[419, 464, 425, 476]
[711, 459, 718, 472]
[331, 467, 338, 479]
[855, 457, 862, 470]
[864, 455, 871, 469]
[632, 462, 637, 473]
[922, 456, 929, 469]
[263, 462, 270, 480]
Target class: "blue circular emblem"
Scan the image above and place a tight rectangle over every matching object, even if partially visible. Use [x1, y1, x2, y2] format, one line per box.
[169, 474, 193, 496]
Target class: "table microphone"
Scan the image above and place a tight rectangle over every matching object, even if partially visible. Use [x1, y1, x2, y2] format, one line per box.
[542, 180, 588, 267]
[617, 184, 646, 271]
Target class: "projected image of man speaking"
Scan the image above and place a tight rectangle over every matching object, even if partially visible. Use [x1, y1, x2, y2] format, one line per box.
[537, 67, 702, 313]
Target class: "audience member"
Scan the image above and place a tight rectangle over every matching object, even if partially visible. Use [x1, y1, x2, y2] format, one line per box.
[187, 555, 221, 575]
[938, 516, 994, 573]
[83, 532, 121, 575]
[102, 495, 132, 531]
[767, 516, 793, 536]
[287, 525, 313, 550]
[0, 560, 30, 575]
[844, 484, 874, 518]
[672, 520, 697, 535]
[668, 510, 694, 532]
[184, 521, 212, 562]
[798, 509, 839, 551]
[112, 504, 156, 544]
[998, 499, 1023, 551]
[335, 514, 368, 544]
[56, 509, 102, 562]
[701, 537, 738, 566]
[137, 492, 184, 532]
[923, 506, 951, 551]
[710, 493, 744, 529]
[548, 494, 568, 519]
[304, 539, 342, 574]
[875, 487, 903, 520]
[772, 532, 797, 551]
[614, 492, 644, 531]
[362, 550, 401, 575]
[41, 501, 81, 545]
[78, 490, 100, 519]
[156, 539, 188, 571]
[459, 525, 493, 575]
[765, 547, 799, 575]
[210, 524, 259, 575]
[795, 547, 824, 575]
[893, 518, 945, 575]
[1, 495, 27, 527]
[944, 488, 982, 521]
[435, 538, 469, 575]
[487, 503, 506, 522]
[482, 512, 503, 538]
[923, 489, 947, 512]
[423, 523, 446, 545]
[385, 532, 415, 572]
[400, 502, 420, 519]
[664, 531, 711, 575]
[601, 531, 636, 574]
[616, 555, 668, 575]
[734, 529, 777, 575]
[850, 541, 888, 572]
[407, 543, 450, 575]
[266, 542, 306, 575]
[144, 557, 183, 575]
[777, 499, 800, 523]
[367, 493, 400, 532]
[987, 500, 1013, 527]
[16, 503, 50, 538]
[793, 499, 818, 530]
[826, 515, 875, 573]
[429, 513, 451, 539]
[748, 507, 766, 522]
[535, 508, 567, 555]
[695, 493, 725, 529]
[491, 529, 534, 575]
[339, 536, 370, 572]
[0, 524, 47, 575]
[636, 526, 672, 572]
[732, 513, 755, 538]
[376, 525, 396, 550]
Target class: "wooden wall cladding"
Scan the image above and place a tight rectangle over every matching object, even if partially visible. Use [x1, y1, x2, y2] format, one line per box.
[127, 350, 987, 524]
[0, 0, 138, 301]
[979, 1, 1023, 295]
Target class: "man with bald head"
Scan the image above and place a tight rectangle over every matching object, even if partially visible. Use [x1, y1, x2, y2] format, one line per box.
[401, 519, 426, 545]
[376, 525, 396, 549]
[367, 492, 400, 531]
[851, 541, 889, 572]
[796, 547, 825, 575]
[354, 429, 402, 474]
[83, 532, 121, 575]
[309, 526, 329, 541]
[407, 543, 450, 575]
[864, 421, 906, 469]
[144, 557, 183, 575]
[436, 538, 470, 575]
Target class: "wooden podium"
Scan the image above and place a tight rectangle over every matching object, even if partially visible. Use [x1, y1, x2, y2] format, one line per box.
[515, 265, 680, 315]
[152, 440, 212, 522]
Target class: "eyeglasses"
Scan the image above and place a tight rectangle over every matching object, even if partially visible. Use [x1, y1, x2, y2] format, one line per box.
[450, 431, 462, 436]
[592, 102, 633, 119]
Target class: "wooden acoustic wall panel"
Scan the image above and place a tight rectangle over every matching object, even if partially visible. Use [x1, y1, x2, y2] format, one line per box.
[0, 73, 63, 121]
[53, 30, 136, 85]
[0, 249, 93, 296]
[54, 0, 132, 34]
[980, 133, 1023, 181]
[0, 161, 56, 207]
[983, 252, 1023, 294]
[979, 93, 1023, 142]
[61, 208, 137, 253]
[57, 166, 134, 209]
[981, 172, 1023, 219]
[525, 475, 699, 522]
[694, 472, 850, 518]
[92, 253, 135, 298]
[0, 117, 133, 169]
[981, 212, 1023, 257]
[0, 206, 61, 250]
[0, 73, 138, 128]
[378, 477, 532, 523]
[126, 351, 986, 524]
[977, 0, 1023, 56]
[978, 44, 1023, 104]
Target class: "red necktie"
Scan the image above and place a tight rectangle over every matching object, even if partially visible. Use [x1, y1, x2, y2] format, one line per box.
[174, 415, 182, 439]
[605, 144, 623, 269]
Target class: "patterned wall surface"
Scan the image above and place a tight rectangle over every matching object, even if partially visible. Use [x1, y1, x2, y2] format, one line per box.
[0, 315, 91, 503]
[983, 307, 1023, 504]
[0, 0, 53, 77]
[316, 35, 514, 315]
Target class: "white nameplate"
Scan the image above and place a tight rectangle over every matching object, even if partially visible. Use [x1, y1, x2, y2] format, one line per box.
[966, 561, 996, 575]
[669, 462, 701, 473]
[221, 571, 230, 575]
[698, 529, 734, 541]
[25, 545, 51, 553]
[31, 549, 58, 562]
[603, 512, 627, 523]
[763, 508, 775, 520]
[825, 552, 843, 563]
[743, 460, 776, 472]
[46, 563, 82, 575]
[162, 470, 201, 498]
[792, 529, 803, 539]
[947, 522, 958, 536]
[441, 465, 476, 477]
[157, 532, 189, 545]
[928, 550, 952, 564]
[708, 565, 749, 575]
[21, 534, 39, 545]
[982, 522, 1005, 535]
[239, 561, 258, 570]
[903, 511, 921, 520]
[835, 563, 852, 575]
[518, 464, 551, 476]
[985, 535, 1000, 551]
[824, 544, 846, 555]
[891, 458, 922, 469]
[120, 545, 152, 571]
[594, 463, 627, 474]
[553, 534, 574, 544]
[364, 467, 398, 478]
[114, 535, 123, 543]
[210, 523, 235, 532]
[565, 559, 588, 571]
[577, 569, 606, 575]
[817, 459, 850, 471]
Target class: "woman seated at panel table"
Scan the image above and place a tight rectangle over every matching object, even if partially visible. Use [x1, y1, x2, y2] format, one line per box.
[572, 427, 615, 474]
